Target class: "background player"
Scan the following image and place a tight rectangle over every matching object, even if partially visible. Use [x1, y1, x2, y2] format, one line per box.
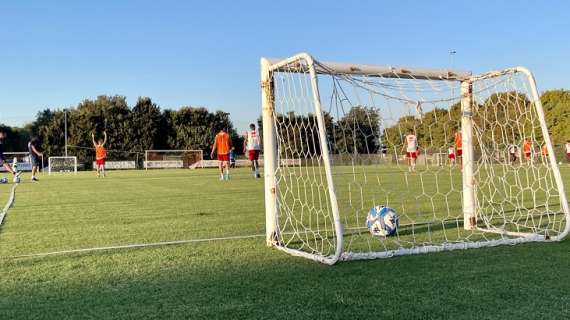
[28, 137, 43, 182]
[92, 131, 107, 177]
[229, 147, 236, 168]
[565, 140, 570, 165]
[403, 129, 417, 172]
[454, 129, 462, 167]
[541, 144, 549, 164]
[0, 131, 22, 182]
[447, 145, 456, 166]
[523, 138, 532, 163]
[211, 127, 231, 180]
[509, 144, 518, 164]
[243, 123, 261, 178]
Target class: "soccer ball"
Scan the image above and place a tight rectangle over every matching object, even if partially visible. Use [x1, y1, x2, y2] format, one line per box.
[13, 176, 20, 183]
[0, 177, 7, 184]
[367, 205, 400, 237]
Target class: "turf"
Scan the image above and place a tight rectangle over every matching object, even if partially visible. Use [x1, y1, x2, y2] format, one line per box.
[0, 168, 569, 319]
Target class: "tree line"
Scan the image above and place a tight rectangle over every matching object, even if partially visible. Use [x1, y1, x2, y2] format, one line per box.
[0, 89, 569, 166]
[2, 95, 242, 167]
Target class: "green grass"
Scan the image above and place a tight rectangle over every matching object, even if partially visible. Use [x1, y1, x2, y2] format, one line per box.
[0, 168, 569, 319]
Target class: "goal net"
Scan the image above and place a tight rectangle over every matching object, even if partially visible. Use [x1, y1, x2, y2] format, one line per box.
[48, 156, 77, 175]
[144, 150, 203, 169]
[261, 53, 569, 264]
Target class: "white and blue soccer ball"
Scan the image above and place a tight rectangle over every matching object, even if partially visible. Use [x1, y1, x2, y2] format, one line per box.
[0, 177, 7, 184]
[367, 205, 400, 237]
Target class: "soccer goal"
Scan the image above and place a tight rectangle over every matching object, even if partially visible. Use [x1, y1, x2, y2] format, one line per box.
[48, 156, 77, 175]
[261, 53, 569, 264]
[144, 150, 203, 169]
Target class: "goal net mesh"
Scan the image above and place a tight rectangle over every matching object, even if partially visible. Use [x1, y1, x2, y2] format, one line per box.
[266, 56, 568, 262]
[48, 157, 77, 174]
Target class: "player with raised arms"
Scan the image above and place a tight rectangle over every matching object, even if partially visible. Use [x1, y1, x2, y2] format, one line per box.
[211, 127, 232, 181]
[0, 131, 22, 183]
[28, 137, 43, 182]
[243, 123, 261, 178]
[92, 131, 107, 178]
[403, 129, 417, 172]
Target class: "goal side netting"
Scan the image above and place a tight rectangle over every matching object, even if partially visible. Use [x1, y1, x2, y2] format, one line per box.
[144, 150, 203, 169]
[48, 156, 78, 175]
[261, 53, 570, 264]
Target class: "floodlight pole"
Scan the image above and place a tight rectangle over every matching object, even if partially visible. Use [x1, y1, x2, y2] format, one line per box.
[449, 50, 457, 98]
[64, 109, 68, 157]
[449, 50, 456, 69]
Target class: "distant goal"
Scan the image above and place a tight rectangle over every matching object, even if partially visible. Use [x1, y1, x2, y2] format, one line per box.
[144, 150, 203, 169]
[261, 53, 569, 264]
[48, 156, 77, 175]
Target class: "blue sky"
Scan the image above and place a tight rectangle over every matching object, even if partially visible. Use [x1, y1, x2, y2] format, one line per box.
[0, 0, 569, 131]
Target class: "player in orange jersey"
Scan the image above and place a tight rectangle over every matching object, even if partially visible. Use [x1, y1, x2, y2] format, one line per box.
[523, 138, 532, 163]
[541, 144, 549, 164]
[211, 127, 232, 180]
[92, 131, 107, 177]
[454, 129, 462, 166]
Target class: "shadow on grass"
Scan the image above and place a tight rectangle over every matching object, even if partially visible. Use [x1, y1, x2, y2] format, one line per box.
[1, 238, 569, 320]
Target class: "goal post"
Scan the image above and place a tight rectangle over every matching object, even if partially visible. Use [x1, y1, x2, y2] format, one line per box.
[48, 156, 77, 175]
[261, 53, 570, 264]
[144, 150, 203, 169]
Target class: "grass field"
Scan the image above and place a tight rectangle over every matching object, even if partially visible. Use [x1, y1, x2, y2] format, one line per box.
[0, 168, 569, 319]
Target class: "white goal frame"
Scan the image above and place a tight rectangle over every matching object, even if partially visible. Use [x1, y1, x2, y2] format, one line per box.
[261, 53, 570, 264]
[48, 156, 78, 175]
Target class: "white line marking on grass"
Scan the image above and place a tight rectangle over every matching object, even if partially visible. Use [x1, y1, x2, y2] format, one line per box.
[3, 234, 266, 259]
[0, 183, 18, 226]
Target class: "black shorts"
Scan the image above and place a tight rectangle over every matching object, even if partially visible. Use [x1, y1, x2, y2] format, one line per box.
[30, 155, 40, 166]
[0, 145, 4, 164]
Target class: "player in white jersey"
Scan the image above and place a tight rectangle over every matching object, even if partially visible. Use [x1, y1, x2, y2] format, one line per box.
[243, 123, 261, 178]
[566, 140, 570, 164]
[403, 129, 417, 172]
[508, 144, 518, 163]
[447, 145, 456, 166]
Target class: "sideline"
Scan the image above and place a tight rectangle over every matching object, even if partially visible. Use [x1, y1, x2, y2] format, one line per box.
[0, 182, 18, 226]
[3, 233, 266, 260]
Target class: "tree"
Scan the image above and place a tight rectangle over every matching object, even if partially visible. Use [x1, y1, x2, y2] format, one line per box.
[541, 90, 570, 144]
[131, 97, 163, 151]
[334, 106, 380, 154]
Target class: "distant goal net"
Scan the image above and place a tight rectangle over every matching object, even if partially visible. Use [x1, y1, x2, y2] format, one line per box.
[144, 150, 203, 169]
[261, 53, 569, 264]
[48, 156, 77, 175]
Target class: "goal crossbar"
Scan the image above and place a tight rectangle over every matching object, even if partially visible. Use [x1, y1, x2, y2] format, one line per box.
[265, 53, 472, 81]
